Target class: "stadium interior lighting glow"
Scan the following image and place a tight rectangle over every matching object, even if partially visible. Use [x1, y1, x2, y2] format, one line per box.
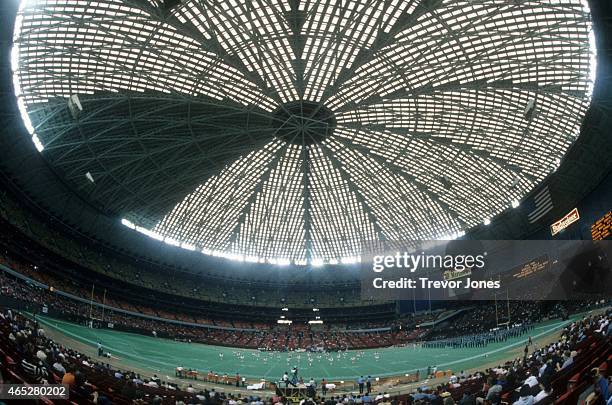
[311, 258, 324, 267]
[12, 0, 597, 264]
[180, 243, 196, 251]
[437, 229, 466, 240]
[340, 256, 360, 264]
[121, 218, 136, 230]
[164, 237, 180, 247]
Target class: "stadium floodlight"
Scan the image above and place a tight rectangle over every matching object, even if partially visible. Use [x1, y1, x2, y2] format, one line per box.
[136, 226, 163, 241]
[341, 256, 360, 264]
[281, 308, 289, 311]
[483, 218, 491, 226]
[163, 237, 180, 247]
[228, 253, 245, 262]
[511, 200, 520, 209]
[10, 46, 18, 71]
[121, 218, 136, 230]
[16, 98, 33, 135]
[31, 134, 44, 152]
[437, 229, 465, 240]
[308, 320, 323, 324]
[311, 258, 324, 267]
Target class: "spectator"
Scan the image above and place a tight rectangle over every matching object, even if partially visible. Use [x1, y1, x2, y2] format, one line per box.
[61, 367, 76, 387]
[513, 384, 534, 405]
[593, 367, 610, 402]
[52, 360, 66, 375]
[533, 381, 552, 403]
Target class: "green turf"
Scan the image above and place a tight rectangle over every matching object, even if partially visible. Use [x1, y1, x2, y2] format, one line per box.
[35, 315, 573, 381]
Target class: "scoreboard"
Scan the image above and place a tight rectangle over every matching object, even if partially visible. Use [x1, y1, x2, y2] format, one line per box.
[509, 254, 550, 280]
[591, 211, 612, 240]
[499, 254, 550, 285]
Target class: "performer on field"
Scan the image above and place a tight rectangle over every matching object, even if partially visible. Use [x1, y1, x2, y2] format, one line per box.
[291, 366, 298, 384]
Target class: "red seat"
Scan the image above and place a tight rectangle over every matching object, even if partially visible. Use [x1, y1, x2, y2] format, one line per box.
[4, 354, 16, 365]
[554, 380, 589, 404]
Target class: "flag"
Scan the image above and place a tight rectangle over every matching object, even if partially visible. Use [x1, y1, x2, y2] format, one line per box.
[526, 186, 553, 223]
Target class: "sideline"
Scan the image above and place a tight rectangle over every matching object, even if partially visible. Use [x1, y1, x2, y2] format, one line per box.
[34, 315, 181, 370]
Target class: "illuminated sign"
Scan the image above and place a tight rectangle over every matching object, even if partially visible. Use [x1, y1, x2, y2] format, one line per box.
[550, 208, 580, 236]
[591, 211, 612, 241]
[509, 255, 550, 281]
[443, 268, 472, 281]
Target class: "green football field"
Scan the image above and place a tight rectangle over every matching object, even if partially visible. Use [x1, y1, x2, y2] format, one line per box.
[35, 315, 573, 381]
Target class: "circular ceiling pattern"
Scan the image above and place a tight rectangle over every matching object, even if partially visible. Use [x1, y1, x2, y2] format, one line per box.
[12, 0, 595, 264]
[272, 101, 336, 146]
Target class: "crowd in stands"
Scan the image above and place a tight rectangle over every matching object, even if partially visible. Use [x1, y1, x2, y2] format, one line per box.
[0, 259, 604, 354]
[0, 307, 610, 405]
[422, 323, 535, 349]
[389, 308, 611, 404]
[0, 206, 397, 324]
[0, 309, 251, 404]
[425, 303, 546, 341]
[0, 268, 411, 351]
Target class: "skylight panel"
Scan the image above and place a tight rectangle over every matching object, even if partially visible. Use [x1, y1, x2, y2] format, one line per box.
[13, 0, 595, 264]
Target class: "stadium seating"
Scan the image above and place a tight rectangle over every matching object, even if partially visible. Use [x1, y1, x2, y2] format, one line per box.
[1, 309, 609, 404]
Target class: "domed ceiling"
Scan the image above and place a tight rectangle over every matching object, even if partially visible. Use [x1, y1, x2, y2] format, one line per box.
[11, 0, 596, 264]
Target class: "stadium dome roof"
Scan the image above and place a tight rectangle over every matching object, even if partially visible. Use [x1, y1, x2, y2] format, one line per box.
[10, 0, 596, 265]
